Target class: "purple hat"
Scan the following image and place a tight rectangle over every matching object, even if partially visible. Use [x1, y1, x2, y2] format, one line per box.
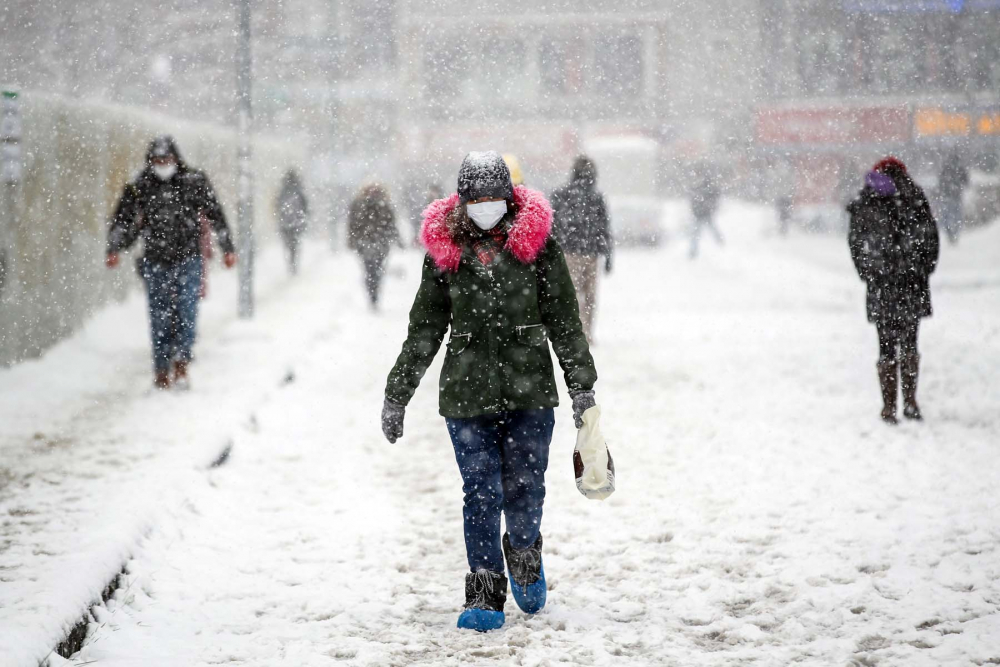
[865, 170, 897, 196]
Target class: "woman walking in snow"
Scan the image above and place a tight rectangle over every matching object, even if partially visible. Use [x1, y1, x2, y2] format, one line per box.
[847, 157, 939, 424]
[381, 151, 599, 631]
[348, 183, 399, 310]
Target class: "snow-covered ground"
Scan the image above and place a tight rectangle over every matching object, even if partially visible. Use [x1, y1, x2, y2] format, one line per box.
[4, 203, 1000, 666]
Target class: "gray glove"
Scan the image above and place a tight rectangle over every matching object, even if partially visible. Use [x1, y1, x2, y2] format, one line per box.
[570, 390, 596, 429]
[381, 398, 405, 443]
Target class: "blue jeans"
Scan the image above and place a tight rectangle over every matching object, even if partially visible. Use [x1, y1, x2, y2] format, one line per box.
[446, 409, 555, 573]
[141, 257, 202, 374]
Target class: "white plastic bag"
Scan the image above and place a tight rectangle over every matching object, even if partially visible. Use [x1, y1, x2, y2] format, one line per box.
[573, 405, 615, 500]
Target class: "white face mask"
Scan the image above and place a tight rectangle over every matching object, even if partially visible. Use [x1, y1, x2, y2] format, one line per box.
[152, 163, 177, 181]
[466, 200, 507, 231]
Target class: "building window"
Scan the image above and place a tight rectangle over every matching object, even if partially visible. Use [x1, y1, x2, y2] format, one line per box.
[423, 43, 469, 101]
[593, 35, 644, 99]
[539, 37, 585, 96]
[475, 37, 528, 100]
[351, 0, 395, 70]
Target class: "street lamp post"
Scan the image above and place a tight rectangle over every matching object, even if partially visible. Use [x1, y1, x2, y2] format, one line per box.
[236, 0, 254, 318]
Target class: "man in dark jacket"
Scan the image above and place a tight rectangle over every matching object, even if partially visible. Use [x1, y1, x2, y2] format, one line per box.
[689, 163, 724, 259]
[938, 152, 968, 245]
[275, 169, 309, 275]
[348, 183, 399, 310]
[550, 155, 613, 342]
[848, 157, 939, 424]
[107, 136, 237, 389]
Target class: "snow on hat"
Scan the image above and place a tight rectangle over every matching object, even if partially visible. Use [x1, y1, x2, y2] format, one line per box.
[873, 156, 907, 175]
[457, 151, 514, 203]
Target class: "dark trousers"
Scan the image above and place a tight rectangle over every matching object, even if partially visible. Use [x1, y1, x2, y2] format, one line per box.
[690, 215, 724, 258]
[141, 257, 202, 374]
[445, 409, 555, 573]
[361, 254, 387, 307]
[876, 318, 919, 363]
[281, 232, 300, 275]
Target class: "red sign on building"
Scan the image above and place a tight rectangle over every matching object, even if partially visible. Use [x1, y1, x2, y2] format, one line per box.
[755, 106, 911, 146]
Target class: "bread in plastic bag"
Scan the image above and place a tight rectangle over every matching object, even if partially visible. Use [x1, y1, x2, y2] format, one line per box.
[573, 405, 615, 500]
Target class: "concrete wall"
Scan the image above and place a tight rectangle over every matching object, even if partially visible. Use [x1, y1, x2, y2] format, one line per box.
[0, 92, 306, 366]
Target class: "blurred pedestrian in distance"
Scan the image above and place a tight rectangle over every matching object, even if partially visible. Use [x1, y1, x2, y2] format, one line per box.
[347, 182, 400, 310]
[847, 157, 939, 425]
[771, 159, 795, 236]
[689, 163, 724, 259]
[550, 155, 613, 343]
[938, 151, 969, 245]
[382, 150, 599, 632]
[503, 153, 524, 186]
[106, 135, 236, 390]
[275, 169, 309, 275]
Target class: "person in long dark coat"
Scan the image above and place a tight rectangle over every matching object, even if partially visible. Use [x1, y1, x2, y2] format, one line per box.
[275, 169, 309, 275]
[347, 183, 399, 309]
[550, 155, 613, 342]
[847, 157, 940, 424]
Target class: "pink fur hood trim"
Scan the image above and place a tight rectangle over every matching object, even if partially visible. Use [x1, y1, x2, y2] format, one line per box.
[419, 185, 553, 273]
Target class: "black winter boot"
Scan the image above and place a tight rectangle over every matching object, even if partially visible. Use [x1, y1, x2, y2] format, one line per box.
[877, 358, 898, 425]
[457, 570, 507, 632]
[901, 353, 922, 420]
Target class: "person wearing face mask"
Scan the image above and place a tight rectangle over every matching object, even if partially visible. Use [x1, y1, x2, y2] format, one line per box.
[106, 135, 237, 390]
[381, 151, 599, 632]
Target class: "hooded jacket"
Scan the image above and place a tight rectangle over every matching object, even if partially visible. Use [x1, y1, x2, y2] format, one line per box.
[847, 170, 939, 324]
[385, 185, 596, 418]
[276, 171, 309, 236]
[550, 159, 613, 257]
[347, 184, 399, 256]
[108, 137, 234, 266]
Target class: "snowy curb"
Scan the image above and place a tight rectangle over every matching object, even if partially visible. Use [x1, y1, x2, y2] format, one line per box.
[41, 437, 235, 666]
[45, 362, 299, 663]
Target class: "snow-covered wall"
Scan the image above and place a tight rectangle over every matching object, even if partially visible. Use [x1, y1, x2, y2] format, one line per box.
[0, 92, 305, 366]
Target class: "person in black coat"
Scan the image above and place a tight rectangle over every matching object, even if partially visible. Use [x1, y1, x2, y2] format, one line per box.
[847, 157, 940, 424]
[689, 163, 724, 259]
[347, 183, 400, 310]
[275, 169, 309, 275]
[550, 155, 613, 342]
[106, 136, 237, 389]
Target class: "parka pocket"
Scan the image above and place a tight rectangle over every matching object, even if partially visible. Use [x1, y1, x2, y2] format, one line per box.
[516, 324, 548, 347]
[447, 332, 472, 354]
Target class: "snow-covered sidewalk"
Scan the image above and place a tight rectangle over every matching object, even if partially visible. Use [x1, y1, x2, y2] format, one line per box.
[0, 246, 358, 666]
[7, 206, 1000, 667]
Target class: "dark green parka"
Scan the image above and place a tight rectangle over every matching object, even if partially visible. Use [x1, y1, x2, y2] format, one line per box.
[385, 186, 597, 418]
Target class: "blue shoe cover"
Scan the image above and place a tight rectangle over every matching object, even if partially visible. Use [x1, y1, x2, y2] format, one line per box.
[509, 563, 546, 614]
[457, 608, 505, 632]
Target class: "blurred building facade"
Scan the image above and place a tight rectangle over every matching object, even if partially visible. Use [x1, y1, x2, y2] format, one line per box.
[2, 0, 997, 212]
[755, 0, 1000, 207]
